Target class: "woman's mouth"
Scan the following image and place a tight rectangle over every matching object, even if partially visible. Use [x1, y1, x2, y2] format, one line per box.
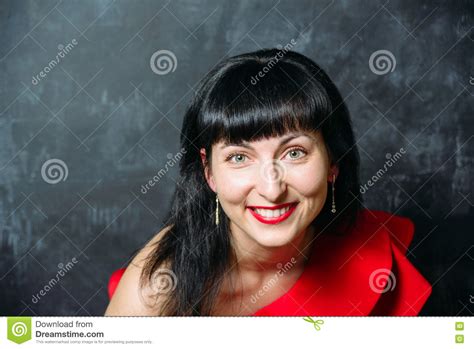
[247, 202, 299, 225]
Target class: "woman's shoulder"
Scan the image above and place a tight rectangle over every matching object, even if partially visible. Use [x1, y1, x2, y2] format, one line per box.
[104, 225, 173, 316]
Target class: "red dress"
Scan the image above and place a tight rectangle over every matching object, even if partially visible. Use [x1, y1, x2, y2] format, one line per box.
[107, 209, 432, 316]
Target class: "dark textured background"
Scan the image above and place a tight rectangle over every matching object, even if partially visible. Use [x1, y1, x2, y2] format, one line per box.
[0, 0, 472, 316]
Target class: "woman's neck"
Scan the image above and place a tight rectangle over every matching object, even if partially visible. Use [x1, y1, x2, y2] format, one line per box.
[229, 223, 316, 274]
[213, 224, 317, 313]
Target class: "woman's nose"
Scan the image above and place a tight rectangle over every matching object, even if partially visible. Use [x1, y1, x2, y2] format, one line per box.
[255, 160, 287, 202]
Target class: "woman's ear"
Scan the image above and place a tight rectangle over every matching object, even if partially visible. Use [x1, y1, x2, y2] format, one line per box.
[200, 148, 217, 192]
[328, 164, 340, 182]
[199, 148, 207, 168]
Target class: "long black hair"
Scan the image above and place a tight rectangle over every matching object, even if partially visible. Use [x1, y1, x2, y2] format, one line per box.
[140, 48, 362, 315]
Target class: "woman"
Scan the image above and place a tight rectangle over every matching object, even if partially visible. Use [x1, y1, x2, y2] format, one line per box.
[105, 49, 432, 316]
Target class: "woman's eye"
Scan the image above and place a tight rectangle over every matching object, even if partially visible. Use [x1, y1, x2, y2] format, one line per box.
[225, 148, 306, 163]
[285, 148, 306, 160]
[227, 153, 247, 163]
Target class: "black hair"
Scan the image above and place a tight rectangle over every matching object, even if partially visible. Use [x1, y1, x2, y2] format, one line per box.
[140, 48, 362, 315]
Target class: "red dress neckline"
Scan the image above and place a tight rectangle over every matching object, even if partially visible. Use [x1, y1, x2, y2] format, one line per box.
[252, 209, 432, 316]
[107, 209, 432, 316]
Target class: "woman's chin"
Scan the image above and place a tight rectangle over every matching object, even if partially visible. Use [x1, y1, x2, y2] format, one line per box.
[247, 228, 300, 249]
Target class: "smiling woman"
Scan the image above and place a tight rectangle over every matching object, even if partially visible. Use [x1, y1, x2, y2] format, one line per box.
[104, 49, 432, 316]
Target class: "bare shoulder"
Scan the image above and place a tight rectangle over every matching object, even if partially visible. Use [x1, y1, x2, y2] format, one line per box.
[104, 225, 173, 316]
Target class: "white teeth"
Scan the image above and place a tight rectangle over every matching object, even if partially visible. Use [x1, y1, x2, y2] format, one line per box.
[253, 206, 291, 218]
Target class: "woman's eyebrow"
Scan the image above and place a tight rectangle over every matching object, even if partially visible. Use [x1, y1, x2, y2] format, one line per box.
[219, 132, 317, 150]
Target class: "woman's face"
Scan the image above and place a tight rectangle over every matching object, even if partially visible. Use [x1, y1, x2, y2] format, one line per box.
[200, 130, 338, 248]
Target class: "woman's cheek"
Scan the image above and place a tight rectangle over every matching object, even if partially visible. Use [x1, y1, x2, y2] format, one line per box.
[215, 168, 254, 204]
[288, 162, 327, 197]
[287, 164, 328, 218]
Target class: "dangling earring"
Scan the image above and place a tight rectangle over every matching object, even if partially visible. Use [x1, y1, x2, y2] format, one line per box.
[215, 194, 220, 226]
[331, 174, 336, 214]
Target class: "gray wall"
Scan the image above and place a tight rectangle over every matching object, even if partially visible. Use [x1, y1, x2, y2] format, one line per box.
[0, 0, 472, 315]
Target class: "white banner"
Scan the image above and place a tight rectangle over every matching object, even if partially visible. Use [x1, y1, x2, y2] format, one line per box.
[1, 316, 471, 348]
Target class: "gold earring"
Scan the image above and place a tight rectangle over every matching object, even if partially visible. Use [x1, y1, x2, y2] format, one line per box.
[331, 174, 336, 214]
[215, 194, 219, 226]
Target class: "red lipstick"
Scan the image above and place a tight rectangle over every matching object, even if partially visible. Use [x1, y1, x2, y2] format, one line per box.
[247, 202, 298, 225]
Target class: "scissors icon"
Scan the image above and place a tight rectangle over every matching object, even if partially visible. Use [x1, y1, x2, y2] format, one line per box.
[303, 316, 324, 331]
